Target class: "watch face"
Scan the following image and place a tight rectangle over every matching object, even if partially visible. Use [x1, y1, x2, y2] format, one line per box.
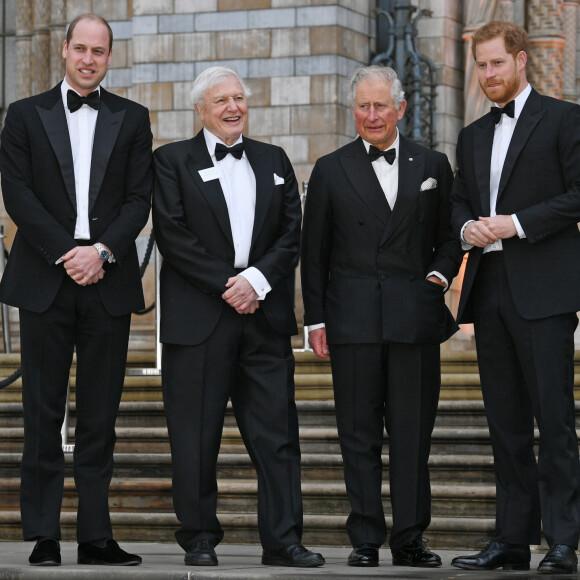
[99, 250, 110, 260]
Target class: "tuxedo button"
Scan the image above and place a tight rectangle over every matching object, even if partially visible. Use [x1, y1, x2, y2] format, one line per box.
[380, 275, 386, 281]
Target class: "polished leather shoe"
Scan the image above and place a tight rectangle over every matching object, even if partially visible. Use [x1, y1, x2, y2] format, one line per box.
[184, 539, 218, 566]
[452, 539, 530, 570]
[77, 539, 142, 565]
[262, 543, 325, 567]
[29, 538, 61, 566]
[538, 544, 578, 574]
[348, 543, 379, 567]
[392, 537, 441, 567]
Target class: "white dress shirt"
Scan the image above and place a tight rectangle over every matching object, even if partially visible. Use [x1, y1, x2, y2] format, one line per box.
[461, 83, 531, 252]
[203, 128, 271, 299]
[61, 78, 99, 240]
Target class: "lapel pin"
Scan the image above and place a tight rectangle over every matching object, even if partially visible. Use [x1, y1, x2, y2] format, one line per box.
[409, 157, 413, 161]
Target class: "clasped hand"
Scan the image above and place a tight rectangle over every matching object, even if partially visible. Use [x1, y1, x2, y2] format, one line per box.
[62, 246, 105, 286]
[464, 215, 517, 247]
[222, 275, 260, 314]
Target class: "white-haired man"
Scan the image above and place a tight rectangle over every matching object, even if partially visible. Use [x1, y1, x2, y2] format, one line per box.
[301, 65, 463, 568]
[152, 66, 324, 568]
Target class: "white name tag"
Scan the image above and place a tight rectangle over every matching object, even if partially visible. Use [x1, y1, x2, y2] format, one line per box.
[198, 167, 220, 182]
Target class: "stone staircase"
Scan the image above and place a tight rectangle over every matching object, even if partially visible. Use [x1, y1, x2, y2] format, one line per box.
[2, 350, 578, 548]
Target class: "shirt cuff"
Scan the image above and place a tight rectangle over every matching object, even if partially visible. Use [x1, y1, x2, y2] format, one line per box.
[238, 267, 271, 300]
[511, 213, 526, 238]
[308, 323, 326, 332]
[426, 271, 448, 289]
[460, 220, 475, 251]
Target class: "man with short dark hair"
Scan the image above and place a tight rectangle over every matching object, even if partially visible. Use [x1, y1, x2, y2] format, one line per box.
[450, 20, 580, 574]
[0, 12, 152, 567]
[152, 65, 324, 569]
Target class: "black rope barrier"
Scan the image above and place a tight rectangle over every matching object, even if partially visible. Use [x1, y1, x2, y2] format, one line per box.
[0, 230, 156, 389]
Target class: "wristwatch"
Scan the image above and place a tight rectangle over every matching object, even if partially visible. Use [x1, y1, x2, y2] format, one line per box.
[93, 242, 113, 263]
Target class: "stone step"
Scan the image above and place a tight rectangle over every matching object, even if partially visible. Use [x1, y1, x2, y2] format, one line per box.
[0, 424, 503, 455]
[0, 477, 495, 518]
[0, 452, 496, 483]
[0, 509, 494, 549]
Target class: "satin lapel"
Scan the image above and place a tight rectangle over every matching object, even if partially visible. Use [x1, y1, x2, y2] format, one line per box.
[244, 138, 273, 247]
[339, 138, 391, 225]
[380, 137, 423, 245]
[35, 88, 76, 208]
[186, 131, 233, 245]
[473, 115, 495, 216]
[498, 90, 544, 199]
[89, 94, 125, 212]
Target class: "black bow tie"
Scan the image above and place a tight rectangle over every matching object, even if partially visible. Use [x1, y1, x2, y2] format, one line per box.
[490, 100, 515, 124]
[67, 89, 100, 112]
[215, 142, 245, 161]
[368, 145, 396, 164]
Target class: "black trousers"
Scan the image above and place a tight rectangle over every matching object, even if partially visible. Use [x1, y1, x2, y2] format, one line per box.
[19, 276, 131, 543]
[162, 306, 303, 551]
[472, 251, 580, 547]
[330, 341, 440, 551]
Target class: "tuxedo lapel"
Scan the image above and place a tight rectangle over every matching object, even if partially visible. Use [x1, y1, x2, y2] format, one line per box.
[244, 138, 274, 248]
[339, 138, 391, 225]
[35, 86, 76, 208]
[498, 89, 544, 199]
[381, 136, 423, 245]
[186, 131, 233, 245]
[473, 115, 495, 215]
[89, 91, 126, 213]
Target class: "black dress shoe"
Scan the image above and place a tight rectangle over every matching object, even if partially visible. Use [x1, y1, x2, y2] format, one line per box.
[538, 544, 578, 574]
[452, 539, 530, 570]
[77, 539, 142, 565]
[392, 537, 441, 567]
[29, 538, 61, 566]
[348, 543, 379, 567]
[184, 539, 218, 566]
[262, 543, 325, 567]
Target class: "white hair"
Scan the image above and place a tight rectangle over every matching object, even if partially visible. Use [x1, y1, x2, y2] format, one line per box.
[191, 66, 252, 108]
[347, 65, 405, 108]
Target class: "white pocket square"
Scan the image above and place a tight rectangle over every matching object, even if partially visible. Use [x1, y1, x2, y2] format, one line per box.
[420, 177, 437, 191]
[274, 173, 285, 185]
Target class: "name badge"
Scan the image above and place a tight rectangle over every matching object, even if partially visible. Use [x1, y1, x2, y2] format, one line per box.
[198, 167, 220, 182]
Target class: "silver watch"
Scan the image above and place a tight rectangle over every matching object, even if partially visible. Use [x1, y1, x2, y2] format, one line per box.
[93, 242, 113, 263]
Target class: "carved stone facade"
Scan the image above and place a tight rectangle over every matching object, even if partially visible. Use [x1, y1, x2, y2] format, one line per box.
[1, 0, 579, 350]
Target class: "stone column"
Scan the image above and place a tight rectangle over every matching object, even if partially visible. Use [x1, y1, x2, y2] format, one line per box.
[16, 0, 33, 99]
[526, 0, 565, 98]
[461, 0, 501, 125]
[50, 0, 66, 88]
[32, 0, 51, 96]
[561, 0, 579, 101]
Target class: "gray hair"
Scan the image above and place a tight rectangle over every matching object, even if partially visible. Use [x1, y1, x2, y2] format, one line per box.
[191, 66, 252, 108]
[347, 65, 405, 108]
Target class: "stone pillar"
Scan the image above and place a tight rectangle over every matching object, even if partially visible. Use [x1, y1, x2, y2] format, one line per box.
[526, 0, 565, 98]
[16, 0, 33, 99]
[50, 0, 66, 88]
[562, 0, 579, 101]
[461, 0, 502, 125]
[32, 0, 51, 96]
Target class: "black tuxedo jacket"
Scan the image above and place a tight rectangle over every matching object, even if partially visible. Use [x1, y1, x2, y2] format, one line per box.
[0, 83, 153, 315]
[451, 88, 580, 322]
[301, 135, 462, 345]
[152, 130, 301, 346]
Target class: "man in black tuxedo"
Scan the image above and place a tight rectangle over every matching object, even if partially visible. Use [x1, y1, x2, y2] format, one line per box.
[450, 21, 580, 574]
[301, 65, 462, 568]
[152, 65, 324, 569]
[0, 13, 152, 567]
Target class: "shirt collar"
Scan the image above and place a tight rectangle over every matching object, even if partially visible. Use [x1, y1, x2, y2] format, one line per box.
[203, 127, 244, 159]
[493, 83, 531, 119]
[361, 128, 400, 157]
[61, 78, 101, 109]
